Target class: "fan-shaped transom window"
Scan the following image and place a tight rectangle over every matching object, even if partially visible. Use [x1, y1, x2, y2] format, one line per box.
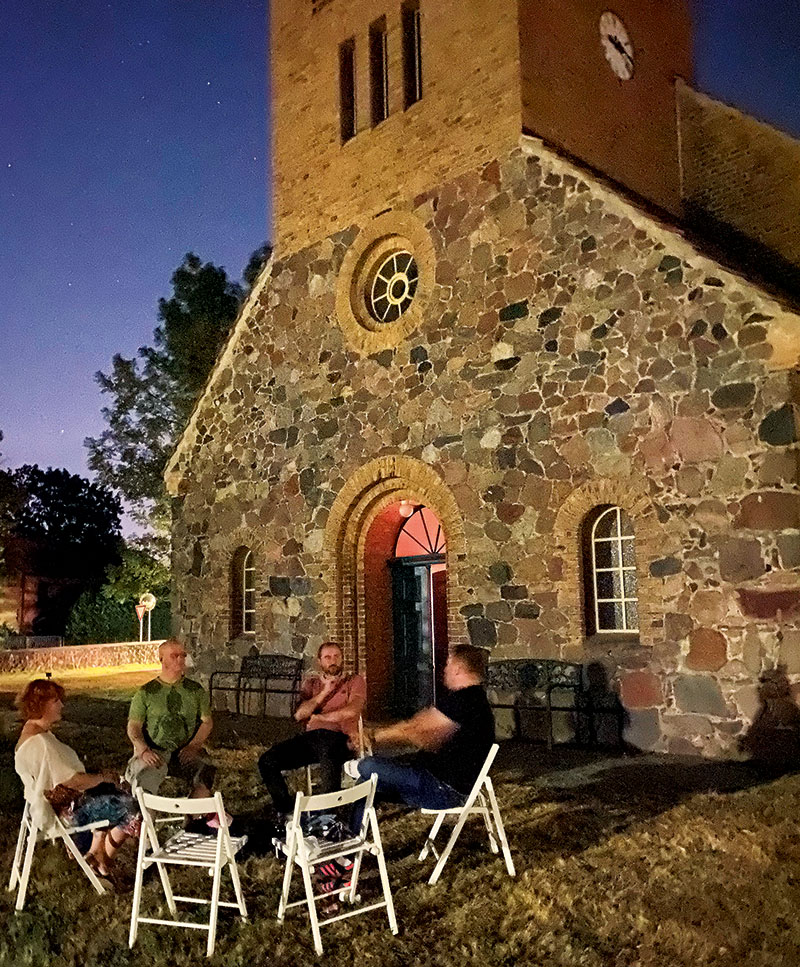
[395, 505, 446, 557]
[585, 506, 638, 634]
[367, 250, 419, 324]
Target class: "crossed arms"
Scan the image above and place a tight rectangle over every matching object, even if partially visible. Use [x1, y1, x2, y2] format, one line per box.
[294, 676, 365, 729]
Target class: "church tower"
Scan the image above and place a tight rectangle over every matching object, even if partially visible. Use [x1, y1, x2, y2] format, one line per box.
[518, 0, 692, 215]
[271, 0, 522, 255]
[271, 1, 799, 288]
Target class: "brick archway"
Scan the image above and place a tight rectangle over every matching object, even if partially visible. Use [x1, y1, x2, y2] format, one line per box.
[550, 477, 667, 649]
[322, 455, 467, 675]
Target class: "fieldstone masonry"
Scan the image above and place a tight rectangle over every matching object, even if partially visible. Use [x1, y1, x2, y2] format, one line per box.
[0, 640, 162, 674]
[167, 136, 800, 758]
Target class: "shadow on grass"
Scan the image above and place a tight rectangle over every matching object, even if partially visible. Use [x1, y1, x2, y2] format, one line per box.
[496, 740, 800, 865]
[4, 697, 800, 967]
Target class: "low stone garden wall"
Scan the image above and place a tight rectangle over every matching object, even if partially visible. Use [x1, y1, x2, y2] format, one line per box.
[0, 640, 163, 674]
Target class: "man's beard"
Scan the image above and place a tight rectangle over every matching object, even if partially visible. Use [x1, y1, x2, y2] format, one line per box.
[324, 665, 343, 678]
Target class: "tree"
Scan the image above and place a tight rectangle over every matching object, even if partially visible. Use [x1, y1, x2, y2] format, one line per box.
[0, 465, 122, 635]
[1, 465, 122, 579]
[101, 544, 170, 603]
[65, 590, 137, 645]
[0, 431, 18, 578]
[86, 246, 270, 534]
[152, 252, 244, 409]
[65, 588, 170, 645]
[85, 352, 180, 535]
[242, 242, 273, 290]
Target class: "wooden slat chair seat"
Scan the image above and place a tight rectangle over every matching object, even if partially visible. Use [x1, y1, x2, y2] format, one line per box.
[273, 776, 398, 956]
[129, 789, 248, 958]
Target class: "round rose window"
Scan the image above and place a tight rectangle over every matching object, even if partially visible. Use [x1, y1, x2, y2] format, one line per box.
[367, 250, 419, 324]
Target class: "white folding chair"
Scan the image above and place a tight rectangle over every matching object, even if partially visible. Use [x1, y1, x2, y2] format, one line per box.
[418, 743, 515, 885]
[8, 771, 110, 911]
[274, 775, 398, 955]
[129, 789, 248, 958]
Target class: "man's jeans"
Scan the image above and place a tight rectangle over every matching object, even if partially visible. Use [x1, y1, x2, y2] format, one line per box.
[356, 755, 465, 813]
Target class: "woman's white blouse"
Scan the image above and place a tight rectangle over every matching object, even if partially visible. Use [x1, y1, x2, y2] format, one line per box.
[15, 732, 85, 833]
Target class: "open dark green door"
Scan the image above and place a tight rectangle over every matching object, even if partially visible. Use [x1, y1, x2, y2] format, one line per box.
[389, 556, 445, 717]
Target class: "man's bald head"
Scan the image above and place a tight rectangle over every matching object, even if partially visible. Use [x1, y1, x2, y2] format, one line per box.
[159, 638, 187, 682]
[159, 637, 185, 659]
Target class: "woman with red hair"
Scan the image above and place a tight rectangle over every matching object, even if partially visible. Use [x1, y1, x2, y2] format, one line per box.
[14, 679, 139, 879]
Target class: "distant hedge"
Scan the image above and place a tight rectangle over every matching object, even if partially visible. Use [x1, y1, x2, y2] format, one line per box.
[65, 591, 171, 645]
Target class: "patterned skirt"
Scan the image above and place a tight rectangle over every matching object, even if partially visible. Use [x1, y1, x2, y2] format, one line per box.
[62, 785, 141, 840]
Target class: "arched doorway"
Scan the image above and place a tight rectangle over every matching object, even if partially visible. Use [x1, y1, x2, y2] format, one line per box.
[363, 502, 448, 718]
[322, 455, 467, 718]
[389, 505, 448, 716]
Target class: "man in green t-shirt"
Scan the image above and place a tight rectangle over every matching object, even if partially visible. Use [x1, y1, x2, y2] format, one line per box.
[125, 638, 216, 798]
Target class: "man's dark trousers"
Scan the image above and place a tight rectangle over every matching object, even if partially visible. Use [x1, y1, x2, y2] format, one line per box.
[258, 729, 350, 813]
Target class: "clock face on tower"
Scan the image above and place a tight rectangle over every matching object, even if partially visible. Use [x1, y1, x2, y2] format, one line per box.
[599, 11, 634, 80]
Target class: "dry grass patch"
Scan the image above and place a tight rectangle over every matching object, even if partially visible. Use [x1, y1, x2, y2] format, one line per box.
[2, 698, 800, 967]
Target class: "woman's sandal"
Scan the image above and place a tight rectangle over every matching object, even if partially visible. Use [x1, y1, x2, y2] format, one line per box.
[85, 852, 112, 879]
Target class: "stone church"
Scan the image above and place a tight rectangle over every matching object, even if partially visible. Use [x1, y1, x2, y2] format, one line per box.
[165, 0, 800, 756]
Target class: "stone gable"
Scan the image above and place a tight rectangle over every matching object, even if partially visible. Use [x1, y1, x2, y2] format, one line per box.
[168, 139, 800, 757]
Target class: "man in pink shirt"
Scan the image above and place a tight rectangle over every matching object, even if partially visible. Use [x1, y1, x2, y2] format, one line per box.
[258, 641, 366, 814]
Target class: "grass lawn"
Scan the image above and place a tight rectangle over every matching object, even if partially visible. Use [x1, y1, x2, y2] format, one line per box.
[2, 676, 800, 966]
[0, 665, 160, 703]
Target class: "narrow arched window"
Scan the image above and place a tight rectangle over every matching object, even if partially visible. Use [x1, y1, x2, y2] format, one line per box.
[231, 547, 255, 637]
[582, 506, 638, 635]
[242, 550, 255, 633]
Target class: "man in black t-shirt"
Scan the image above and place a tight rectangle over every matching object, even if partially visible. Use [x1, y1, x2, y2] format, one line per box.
[353, 644, 495, 810]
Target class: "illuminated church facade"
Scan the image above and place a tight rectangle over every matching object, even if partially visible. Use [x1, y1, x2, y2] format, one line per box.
[166, 0, 800, 755]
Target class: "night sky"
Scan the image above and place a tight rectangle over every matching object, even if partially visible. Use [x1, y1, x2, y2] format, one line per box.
[1, 0, 268, 476]
[1, 0, 798, 481]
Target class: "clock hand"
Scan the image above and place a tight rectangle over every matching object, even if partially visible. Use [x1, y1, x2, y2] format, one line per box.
[609, 34, 633, 63]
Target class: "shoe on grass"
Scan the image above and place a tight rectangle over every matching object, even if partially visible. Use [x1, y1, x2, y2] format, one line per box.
[343, 759, 362, 780]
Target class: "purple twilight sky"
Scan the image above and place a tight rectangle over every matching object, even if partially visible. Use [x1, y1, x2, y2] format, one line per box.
[1, 0, 268, 477]
[1, 0, 799, 483]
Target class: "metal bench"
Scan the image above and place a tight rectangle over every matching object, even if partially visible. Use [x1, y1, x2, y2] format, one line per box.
[486, 659, 596, 749]
[209, 653, 303, 716]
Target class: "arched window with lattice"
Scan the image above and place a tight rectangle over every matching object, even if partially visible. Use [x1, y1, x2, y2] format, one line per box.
[231, 547, 256, 637]
[581, 506, 639, 636]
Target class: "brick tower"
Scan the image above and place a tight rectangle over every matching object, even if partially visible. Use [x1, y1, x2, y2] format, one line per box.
[271, 0, 521, 255]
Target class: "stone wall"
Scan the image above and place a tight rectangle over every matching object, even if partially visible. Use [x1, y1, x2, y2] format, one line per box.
[167, 136, 800, 757]
[0, 640, 162, 674]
